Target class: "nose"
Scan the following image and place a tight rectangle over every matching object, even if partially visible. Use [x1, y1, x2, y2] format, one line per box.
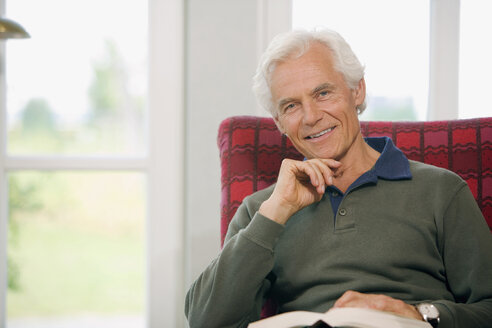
[302, 99, 322, 126]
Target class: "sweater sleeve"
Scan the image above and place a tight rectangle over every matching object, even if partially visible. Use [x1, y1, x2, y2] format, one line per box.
[432, 183, 492, 328]
[185, 198, 284, 328]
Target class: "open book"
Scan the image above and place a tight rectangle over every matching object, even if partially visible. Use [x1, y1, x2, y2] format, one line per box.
[248, 307, 431, 328]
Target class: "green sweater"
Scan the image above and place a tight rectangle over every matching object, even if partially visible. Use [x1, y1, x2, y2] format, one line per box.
[185, 160, 492, 328]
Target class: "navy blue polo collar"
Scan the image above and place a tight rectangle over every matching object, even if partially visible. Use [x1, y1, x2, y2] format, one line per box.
[302, 136, 412, 189]
[333, 136, 412, 196]
[326, 137, 412, 216]
[366, 136, 412, 181]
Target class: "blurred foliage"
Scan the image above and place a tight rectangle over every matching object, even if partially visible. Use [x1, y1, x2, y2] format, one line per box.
[88, 40, 127, 120]
[86, 39, 145, 154]
[9, 174, 43, 214]
[361, 96, 418, 121]
[20, 98, 57, 135]
[7, 256, 21, 291]
[7, 174, 43, 291]
[8, 97, 65, 153]
[8, 38, 145, 155]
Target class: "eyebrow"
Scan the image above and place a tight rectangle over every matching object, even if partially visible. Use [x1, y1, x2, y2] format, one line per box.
[310, 82, 335, 96]
[276, 83, 336, 112]
[277, 97, 296, 112]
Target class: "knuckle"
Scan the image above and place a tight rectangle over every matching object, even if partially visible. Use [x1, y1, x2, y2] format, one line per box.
[371, 295, 387, 307]
[374, 299, 386, 309]
[393, 299, 406, 308]
[343, 290, 356, 298]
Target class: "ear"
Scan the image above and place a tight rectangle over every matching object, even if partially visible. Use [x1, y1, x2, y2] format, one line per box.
[353, 78, 366, 108]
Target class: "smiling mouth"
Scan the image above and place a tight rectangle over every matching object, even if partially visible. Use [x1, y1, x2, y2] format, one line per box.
[305, 127, 335, 139]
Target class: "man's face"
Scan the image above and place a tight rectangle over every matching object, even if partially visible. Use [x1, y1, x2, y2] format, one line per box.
[271, 42, 365, 160]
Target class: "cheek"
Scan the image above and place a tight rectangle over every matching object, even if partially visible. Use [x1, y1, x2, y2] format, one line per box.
[345, 112, 361, 136]
[283, 123, 297, 137]
[278, 115, 300, 136]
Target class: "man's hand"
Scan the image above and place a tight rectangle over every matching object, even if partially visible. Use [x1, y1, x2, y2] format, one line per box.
[259, 158, 341, 224]
[333, 290, 423, 321]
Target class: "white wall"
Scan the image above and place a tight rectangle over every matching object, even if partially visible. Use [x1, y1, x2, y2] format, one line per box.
[184, 0, 291, 286]
[185, 0, 259, 284]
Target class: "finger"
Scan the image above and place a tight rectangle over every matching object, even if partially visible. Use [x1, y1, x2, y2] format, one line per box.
[334, 292, 421, 320]
[278, 159, 309, 183]
[320, 159, 343, 178]
[280, 159, 325, 195]
[305, 161, 326, 194]
[319, 158, 342, 168]
[333, 290, 362, 308]
[308, 159, 336, 186]
[296, 162, 325, 195]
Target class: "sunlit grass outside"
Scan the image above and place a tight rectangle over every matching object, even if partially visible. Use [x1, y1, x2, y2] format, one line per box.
[7, 171, 146, 319]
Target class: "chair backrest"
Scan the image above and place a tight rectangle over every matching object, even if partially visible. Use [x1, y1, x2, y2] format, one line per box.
[218, 116, 492, 246]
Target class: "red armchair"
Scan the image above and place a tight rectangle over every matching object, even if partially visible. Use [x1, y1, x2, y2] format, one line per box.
[217, 115, 492, 316]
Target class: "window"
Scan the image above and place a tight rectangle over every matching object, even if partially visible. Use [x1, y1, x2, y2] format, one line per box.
[7, 172, 145, 327]
[2, 1, 148, 327]
[2, 0, 185, 325]
[459, 0, 492, 119]
[293, 0, 491, 121]
[292, 0, 430, 121]
[6, 1, 147, 155]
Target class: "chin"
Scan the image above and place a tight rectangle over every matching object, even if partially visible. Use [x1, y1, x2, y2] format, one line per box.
[307, 149, 336, 160]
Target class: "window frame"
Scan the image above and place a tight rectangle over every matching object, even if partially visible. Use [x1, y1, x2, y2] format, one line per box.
[428, 0, 460, 120]
[0, 1, 186, 328]
[291, 0, 461, 121]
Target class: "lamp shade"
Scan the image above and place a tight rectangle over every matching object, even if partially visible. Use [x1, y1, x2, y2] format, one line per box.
[0, 17, 30, 39]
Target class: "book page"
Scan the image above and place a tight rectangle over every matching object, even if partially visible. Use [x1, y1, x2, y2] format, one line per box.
[248, 311, 324, 328]
[248, 307, 432, 328]
[324, 307, 432, 328]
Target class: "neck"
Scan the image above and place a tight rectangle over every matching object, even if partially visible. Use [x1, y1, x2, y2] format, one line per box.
[333, 136, 380, 193]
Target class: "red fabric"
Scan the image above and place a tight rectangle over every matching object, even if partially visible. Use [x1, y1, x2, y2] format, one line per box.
[218, 116, 492, 246]
[217, 116, 492, 317]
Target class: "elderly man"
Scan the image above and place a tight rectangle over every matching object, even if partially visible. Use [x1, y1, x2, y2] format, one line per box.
[185, 29, 492, 328]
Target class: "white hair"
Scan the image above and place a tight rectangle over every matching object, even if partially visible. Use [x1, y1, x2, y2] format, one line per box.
[252, 29, 366, 117]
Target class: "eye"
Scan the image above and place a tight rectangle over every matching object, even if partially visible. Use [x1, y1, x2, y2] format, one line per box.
[318, 90, 330, 98]
[283, 103, 297, 113]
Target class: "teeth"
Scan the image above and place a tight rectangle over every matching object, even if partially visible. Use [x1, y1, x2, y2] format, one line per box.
[307, 127, 334, 139]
